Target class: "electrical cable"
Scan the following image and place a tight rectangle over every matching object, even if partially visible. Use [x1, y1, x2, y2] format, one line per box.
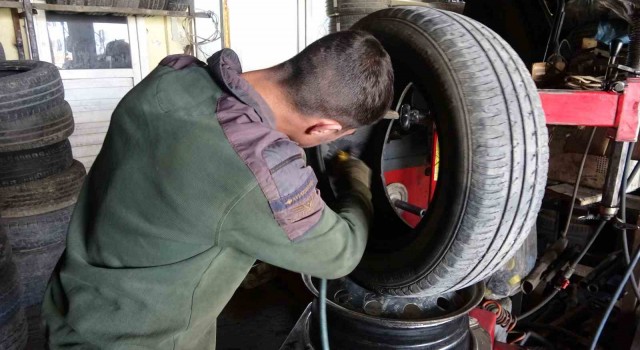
[589, 246, 640, 350]
[519, 127, 599, 321]
[519, 288, 560, 320]
[520, 220, 608, 320]
[319, 278, 330, 350]
[619, 142, 640, 302]
[395, 83, 414, 112]
[567, 220, 608, 275]
[561, 127, 597, 239]
[181, 9, 221, 58]
[628, 160, 640, 184]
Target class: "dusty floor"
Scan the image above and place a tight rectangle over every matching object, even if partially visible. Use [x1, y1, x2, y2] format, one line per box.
[217, 270, 313, 350]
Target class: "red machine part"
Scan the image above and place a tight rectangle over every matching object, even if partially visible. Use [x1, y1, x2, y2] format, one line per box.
[540, 77, 640, 141]
[470, 308, 523, 350]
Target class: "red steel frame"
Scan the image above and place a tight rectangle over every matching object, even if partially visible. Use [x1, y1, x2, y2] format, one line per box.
[540, 77, 640, 141]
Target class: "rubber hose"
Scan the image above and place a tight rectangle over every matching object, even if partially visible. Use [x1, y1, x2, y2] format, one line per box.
[590, 246, 640, 350]
[620, 142, 640, 302]
[320, 278, 330, 350]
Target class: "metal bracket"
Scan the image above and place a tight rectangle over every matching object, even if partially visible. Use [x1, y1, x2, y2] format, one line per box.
[613, 217, 640, 231]
[611, 64, 640, 76]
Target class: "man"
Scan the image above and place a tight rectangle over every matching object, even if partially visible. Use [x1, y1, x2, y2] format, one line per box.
[43, 30, 394, 349]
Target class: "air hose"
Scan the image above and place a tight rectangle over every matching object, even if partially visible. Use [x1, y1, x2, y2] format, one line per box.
[319, 278, 330, 350]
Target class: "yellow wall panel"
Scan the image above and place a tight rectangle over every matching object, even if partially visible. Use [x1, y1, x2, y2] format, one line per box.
[144, 16, 188, 70]
[0, 9, 20, 60]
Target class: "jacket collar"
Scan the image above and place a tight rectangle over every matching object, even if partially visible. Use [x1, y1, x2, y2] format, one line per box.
[208, 49, 276, 128]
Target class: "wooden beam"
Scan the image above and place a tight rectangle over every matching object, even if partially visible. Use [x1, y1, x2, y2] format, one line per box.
[10, 7, 25, 60]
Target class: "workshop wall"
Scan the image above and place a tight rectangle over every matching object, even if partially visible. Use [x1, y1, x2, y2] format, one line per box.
[144, 16, 189, 70]
[0, 8, 27, 60]
[226, 0, 328, 71]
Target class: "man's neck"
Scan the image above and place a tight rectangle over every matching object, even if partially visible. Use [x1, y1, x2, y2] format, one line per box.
[242, 70, 302, 136]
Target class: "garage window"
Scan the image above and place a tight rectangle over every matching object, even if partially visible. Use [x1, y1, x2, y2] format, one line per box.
[46, 14, 132, 70]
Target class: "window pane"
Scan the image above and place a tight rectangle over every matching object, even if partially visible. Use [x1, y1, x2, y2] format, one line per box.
[46, 14, 132, 69]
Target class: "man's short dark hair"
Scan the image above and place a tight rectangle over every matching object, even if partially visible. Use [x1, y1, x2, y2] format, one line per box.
[278, 30, 394, 128]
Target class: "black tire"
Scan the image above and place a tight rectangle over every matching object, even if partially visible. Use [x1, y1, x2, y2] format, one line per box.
[166, 0, 188, 11]
[45, 0, 84, 4]
[86, 0, 114, 5]
[113, 0, 140, 8]
[0, 160, 85, 218]
[0, 140, 73, 187]
[326, 0, 389, 16]
[0, 229, 28, 350]
[24, 305, 45, 350]
[3, 205, 74, 308]
[329, 14, 367, 32]
[85, 0, 114, 15]
[420, 2, 465, 14]
[139, 0, 165, 10]
[0, 43, 5, 61]
[0, 100, 75, 153]
[342, 7, 548, 296]
[0, 61, 64, 121]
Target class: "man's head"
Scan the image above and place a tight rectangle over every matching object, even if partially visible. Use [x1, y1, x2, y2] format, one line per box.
[243, 30, 394, 147]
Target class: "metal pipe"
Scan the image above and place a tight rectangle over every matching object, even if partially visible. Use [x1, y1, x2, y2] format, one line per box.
[522, 238, 567, 294]
[393, 200, 426, 217]
[601, 142, 629, 215]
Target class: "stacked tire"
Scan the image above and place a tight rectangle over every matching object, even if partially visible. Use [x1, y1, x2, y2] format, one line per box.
[45, 0, 143, 11]
[165, 0, 188, 11]
[327, 0, 390, 33]
[0, 228, 27, 350]
[0, 61, 86, 349]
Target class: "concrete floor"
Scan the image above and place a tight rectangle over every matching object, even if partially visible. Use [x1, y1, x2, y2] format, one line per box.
[217, 270, 313, 350]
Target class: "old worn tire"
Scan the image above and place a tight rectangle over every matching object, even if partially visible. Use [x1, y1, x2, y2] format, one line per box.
[3, 205, 74, 308]
[344, 7, 548, 296]
[113, 0, 140, 7]
[326, 0, 389, 15]
[0, 100, 74, 153]
[85, 0, 114, 15]
[0, 160, 85, 218]
[166, 0, 188, 11]
[329, 14, 368, 32]
[139, 0, 165, 10]
[0, 140, 73, 187]
[0, 61, 64, 120]
[0, 229, 28, 350]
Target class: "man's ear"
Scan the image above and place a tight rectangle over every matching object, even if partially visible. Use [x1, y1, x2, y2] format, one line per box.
[306, 119, 343, 135]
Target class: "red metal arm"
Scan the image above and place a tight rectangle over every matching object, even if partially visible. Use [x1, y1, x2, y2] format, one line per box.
[540, 77, 640, 142]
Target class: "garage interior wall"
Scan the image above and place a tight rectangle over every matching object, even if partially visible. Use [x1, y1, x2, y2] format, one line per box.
[0, 0, 326, 170]
[226, 0, 328, 70]
[0, 6, 222, 170]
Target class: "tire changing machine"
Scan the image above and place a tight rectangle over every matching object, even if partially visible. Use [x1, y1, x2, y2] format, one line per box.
[279, 35, 640, 350]
[276, 78, 640, 350]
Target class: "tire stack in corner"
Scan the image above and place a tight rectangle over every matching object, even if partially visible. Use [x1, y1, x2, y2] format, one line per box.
[0, 61, 86, 349]
[327, 0, 390, 33]
[0, 228, 27, 350]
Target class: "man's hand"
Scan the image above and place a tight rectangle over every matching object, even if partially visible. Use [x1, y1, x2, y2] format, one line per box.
[333, 151, 372, 191]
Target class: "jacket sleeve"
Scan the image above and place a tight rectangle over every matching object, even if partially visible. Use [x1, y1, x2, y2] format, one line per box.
[217, 181, 372, 279]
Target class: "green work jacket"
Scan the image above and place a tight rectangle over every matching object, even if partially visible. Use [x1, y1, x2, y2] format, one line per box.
[42, 49, 371, 349]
